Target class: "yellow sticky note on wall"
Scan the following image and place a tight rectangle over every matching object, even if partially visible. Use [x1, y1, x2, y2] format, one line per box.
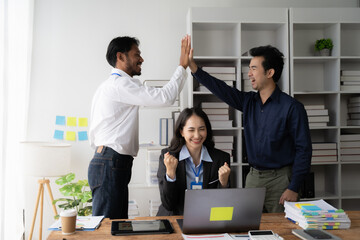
[78, 118, 88, 127]
[209, 207, 233, 221]
[67, 117, 77, 126]
[65, 131, 76, 141]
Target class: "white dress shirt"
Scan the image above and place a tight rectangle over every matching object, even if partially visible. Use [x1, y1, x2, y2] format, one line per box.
[89, 66, 187, 157]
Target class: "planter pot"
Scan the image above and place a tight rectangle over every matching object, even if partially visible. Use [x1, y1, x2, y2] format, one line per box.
[315, 49, 331, 56]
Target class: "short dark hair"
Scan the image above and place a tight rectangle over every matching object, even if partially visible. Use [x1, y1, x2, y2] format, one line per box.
[249, 45, 284, 83]
[106, 36, 140, 67]
[169, 107, 215, 152]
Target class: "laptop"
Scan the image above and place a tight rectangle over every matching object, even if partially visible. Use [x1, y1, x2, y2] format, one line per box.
[178, 188, 266, 234]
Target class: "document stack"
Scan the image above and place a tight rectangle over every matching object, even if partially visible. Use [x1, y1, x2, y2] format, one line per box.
[285, 199, 351, 230]
[201, 102, 232, 128]
[311, 142, 337, 163]
[128, 200, 140, 219]
[340, 70, 360, 91]
[214, 136, 234, 162]
[241, 66, 255, 92]
[340, 133, 360, 162]
[304, 105, 330, 127]
[149, 199, 161, 216]
[347, 96, 360, 126]
[197, 66, 236, 92]
[146, 149, 161, 186]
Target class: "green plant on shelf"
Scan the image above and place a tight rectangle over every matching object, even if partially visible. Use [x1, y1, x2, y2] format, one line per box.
[315, 38, 333, 51]
[53, 173, 92, 218]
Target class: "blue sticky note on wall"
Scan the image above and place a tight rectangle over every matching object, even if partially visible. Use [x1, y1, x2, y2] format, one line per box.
[78, 131, 88, 141]
[55, 116, 66, 125]
[54, 130, 64, 140]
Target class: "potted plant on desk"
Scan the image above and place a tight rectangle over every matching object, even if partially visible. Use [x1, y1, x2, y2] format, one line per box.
[315, 38, 333, 56]
[53, 173, 92, 218]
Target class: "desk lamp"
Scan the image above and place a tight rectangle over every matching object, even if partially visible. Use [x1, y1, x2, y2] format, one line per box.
[22, 142, 71, 240]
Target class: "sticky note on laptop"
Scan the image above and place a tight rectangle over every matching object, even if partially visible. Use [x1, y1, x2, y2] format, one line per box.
[209, 207, 233, 221]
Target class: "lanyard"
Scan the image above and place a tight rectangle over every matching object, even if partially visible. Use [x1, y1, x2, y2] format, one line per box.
[190, 161, 203, 183]
[111, 73, 121, 77]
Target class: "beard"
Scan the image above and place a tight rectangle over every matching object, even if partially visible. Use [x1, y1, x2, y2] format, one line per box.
[125, 59, 141, 77]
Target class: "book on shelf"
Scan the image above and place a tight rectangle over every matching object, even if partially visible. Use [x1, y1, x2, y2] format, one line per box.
[312, 142, 337, 150]
[312, 155, 337, 162]
[342, 81, 360, 85]
[340, 155, 360, 162]
[172, 111, 180, 125]
[207, 114, 229, 121]
[213, 136, 234, 143]
[340, 141, 360, 148]
[309, 122, 327, 127]
[202, 108, 229, 115]
[304, 105, 325, 110]
[210, 73, 236, 81]
[348, 102, 360, 108]
[196, 86, 211, 93]
[340, 76, 360, 81]
[347, 119, 360, 126]
[341, 85, 360, 91]
[210, 120, 233, 128]
[312, 149, 337, 156]
[201, 102, 229, 109]
[349, 96, 360, 103]
[306, 109, 328, 116]
[340, 148, 360, 155]
[215, 142, 233, 150]
[202, 66, 236, 74]
[308, 116, 329, 123]
[341, 70, 360, 76]
[159, 118, 168, 146]
[340, 134, 360, 141]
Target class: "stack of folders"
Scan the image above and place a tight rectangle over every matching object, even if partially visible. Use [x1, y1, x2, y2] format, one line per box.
[128, 200, 140, 219]
[149, 199, 161, 216]
[340, 70, 360, 91]
[197, 66, 236, 92]
[214, 136, 234, 162]
[304, 105, 330, 127]
[311, 142, 337, 163]
[285, 199, 351, 230]
[146, 149, 161, 186]
[201, 102, 232, 128]
[340, 133, 360, 162]
[347, 96, 360, 126]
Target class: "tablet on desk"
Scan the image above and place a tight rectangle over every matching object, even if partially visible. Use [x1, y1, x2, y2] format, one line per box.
[111, 219, 174, 236]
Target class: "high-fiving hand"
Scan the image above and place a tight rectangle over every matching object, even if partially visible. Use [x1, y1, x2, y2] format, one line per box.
[180, 35, 191, 69]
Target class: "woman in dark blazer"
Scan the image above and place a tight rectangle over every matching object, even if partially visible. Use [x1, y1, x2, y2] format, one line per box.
[157, 107, 231, 216]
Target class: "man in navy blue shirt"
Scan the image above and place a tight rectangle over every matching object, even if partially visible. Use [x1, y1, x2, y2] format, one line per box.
[188, 45, 312, 212]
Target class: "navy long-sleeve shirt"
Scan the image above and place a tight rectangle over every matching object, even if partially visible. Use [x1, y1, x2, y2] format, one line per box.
[192, 68, 312, 192]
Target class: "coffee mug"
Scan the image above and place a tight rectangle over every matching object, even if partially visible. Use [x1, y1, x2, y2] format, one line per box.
[60, 209, 77, 235]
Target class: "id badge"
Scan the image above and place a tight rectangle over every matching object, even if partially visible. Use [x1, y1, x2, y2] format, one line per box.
[190, 181, 203, 190]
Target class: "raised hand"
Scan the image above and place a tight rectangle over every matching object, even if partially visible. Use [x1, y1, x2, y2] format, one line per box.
[218, 162, 231, 187]
[179, 35, 191, 69]
[164, 152, 179, 180]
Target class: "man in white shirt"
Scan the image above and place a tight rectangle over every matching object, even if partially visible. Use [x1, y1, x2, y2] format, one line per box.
[88, 35, 190, 219]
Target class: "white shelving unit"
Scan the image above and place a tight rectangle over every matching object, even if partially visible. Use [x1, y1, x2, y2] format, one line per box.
[290, 8, 360, 210]
[186, 7, 289, 188]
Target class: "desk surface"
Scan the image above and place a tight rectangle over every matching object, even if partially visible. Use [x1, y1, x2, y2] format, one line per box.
[47, 211, 360, 240]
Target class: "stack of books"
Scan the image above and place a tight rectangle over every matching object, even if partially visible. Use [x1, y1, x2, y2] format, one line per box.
[214, 136, 234, 162]
[128, 200, 140, 219]
[146, 149, 161, 186]
[285, 199, 351, 230]
[347, 96, 360, 126]
[304, 105, 330, 127]
[241, 66, 255, 92]
[340, 70, 360, 91]
[201, 102, 232, 128]
[149, 199, 161, 216]
[143, 80, 179, 107]
[159, 118, 174, 146]
[197, 66, 236, 92]
[312, 142, 337, 163]
[340, 134, 360, 162]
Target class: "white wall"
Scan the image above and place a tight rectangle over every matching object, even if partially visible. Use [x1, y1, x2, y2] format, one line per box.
[25, 0, 358, 239]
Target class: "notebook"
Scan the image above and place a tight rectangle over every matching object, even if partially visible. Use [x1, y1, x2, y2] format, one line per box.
[178, 188, 266, 234]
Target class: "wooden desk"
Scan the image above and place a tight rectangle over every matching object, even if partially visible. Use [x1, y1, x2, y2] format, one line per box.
[47, 211, 360, 240]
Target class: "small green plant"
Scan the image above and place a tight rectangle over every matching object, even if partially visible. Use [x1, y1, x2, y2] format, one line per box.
[53, 173, 92, 218]
[315, 38, 333, 51]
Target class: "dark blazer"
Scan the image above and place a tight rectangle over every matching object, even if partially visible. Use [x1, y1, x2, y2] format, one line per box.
[156, 147, 231, 216]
